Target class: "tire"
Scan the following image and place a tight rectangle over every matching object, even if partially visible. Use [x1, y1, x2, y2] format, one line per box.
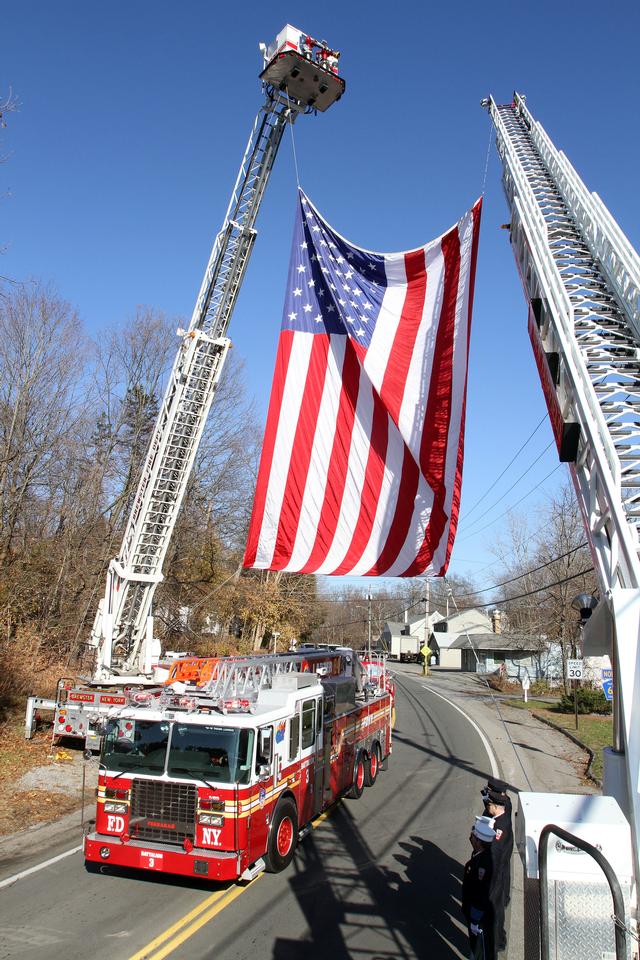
[347, 750, 366, 799]
[264, 797, 298, 873]
[365, 742, 380, 786]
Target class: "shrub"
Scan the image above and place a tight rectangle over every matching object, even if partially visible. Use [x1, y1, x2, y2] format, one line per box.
[557, 688, 612, 715]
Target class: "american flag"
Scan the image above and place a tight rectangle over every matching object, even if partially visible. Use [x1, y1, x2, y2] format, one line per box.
[244, 189, 481, 577]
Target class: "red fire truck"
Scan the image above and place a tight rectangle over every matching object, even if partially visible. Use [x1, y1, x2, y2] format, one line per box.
[84, 648, 392, 880]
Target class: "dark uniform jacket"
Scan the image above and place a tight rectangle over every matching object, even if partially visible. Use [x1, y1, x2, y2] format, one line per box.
[462, 847, 494, 925]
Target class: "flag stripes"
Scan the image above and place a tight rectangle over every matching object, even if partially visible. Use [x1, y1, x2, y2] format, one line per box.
[244, 190, 482, 577]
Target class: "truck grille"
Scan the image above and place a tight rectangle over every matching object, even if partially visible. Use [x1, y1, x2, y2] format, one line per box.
[130, 779, 197, 845]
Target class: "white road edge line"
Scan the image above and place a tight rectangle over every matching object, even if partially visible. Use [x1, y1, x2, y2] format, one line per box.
[0, 843, 83, 889]
[398, 672, 500, 778]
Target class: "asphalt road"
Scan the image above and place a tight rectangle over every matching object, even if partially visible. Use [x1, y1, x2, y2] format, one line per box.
[0, 670, 496, 960]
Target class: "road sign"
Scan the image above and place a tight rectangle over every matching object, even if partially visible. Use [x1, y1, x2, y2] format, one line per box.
[567, 659, 584, 680]
[601, 668, 613, 701]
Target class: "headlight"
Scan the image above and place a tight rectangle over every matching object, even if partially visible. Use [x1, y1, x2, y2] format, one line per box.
[198, 814, 224, 826]
[105, 788, 130, 801]
[104, 802, 128, 813]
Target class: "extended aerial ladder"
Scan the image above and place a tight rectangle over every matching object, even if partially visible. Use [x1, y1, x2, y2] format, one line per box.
[85, 28, 344, 685]
[25, 27, 345, 742]
[484, 89, 640, 893]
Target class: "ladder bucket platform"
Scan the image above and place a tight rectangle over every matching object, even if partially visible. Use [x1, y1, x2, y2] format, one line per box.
[261, 50, 345, 112]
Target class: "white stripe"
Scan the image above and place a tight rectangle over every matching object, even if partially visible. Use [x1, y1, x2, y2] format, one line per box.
[364, 255, 407, 396]
[253, 333, 315, 568]
[0, 844, 83, 890]
[312, 368, 375, 574]
[346, 411, 405, 575]
[398, 242, 446, 459]
[378, 472, 434, 576]
[285, 338, 347, 571]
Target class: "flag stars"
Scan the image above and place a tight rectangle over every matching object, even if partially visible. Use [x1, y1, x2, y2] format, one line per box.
[312, 225, 321, 233]
[356, 327, 365, 337]
[297, 264, 306, 274]
[300, 241, 308, 249]
[363, 302, 372, 311]
[303, 303, 312, 313]
[307, 279, 315, 288]
[336, 256, 345, 264]
[346, 316, 355, 324]
[352, 288, 362, 297]
[317, 288, 325, 297]
[345, 270, 353, 280]
[314, 314, 323, 323]
[288, 311, 297, 321]
[327, 304, 336, 313]
[293, 287, 302, 296]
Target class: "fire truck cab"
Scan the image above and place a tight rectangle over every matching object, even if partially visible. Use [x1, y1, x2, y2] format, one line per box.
[84, 649, 391, 881]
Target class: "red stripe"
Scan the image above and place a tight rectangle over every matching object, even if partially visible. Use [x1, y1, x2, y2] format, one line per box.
[400, 222, 462, 577]
[359, 250, 430, 576]
[270, 335, 330, 568]
[436, 198, 483, 575]
[379, 249, 427, 426]
[363, 445, 420, 575]
[299, 339, 361, 573]
[243, 331, 295, 568]
[331, 388, 389, 575]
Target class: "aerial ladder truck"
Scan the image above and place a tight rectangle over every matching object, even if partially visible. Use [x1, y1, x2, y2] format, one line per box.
[484, 93, 640, 958]
[24, 25, 345, 749]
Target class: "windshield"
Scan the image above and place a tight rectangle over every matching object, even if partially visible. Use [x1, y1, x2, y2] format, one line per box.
[102, 718, 169, 774]
[168, 724, 254, 785]
[101, 718, 254, 784]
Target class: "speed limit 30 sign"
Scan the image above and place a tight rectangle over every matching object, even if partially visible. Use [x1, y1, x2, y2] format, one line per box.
[567, 658, 584, 680]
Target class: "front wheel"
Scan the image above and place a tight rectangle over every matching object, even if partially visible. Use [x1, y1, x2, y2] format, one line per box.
[264, 798, 298, 873]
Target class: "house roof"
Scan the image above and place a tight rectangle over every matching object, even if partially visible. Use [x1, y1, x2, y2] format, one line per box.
[448, 632, 547, 652]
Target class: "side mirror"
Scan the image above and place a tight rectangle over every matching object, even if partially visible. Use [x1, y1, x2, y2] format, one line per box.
[83, 749, 93, 761]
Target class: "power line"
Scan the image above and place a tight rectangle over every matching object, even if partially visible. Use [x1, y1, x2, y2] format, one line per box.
[457, 462, 563, 542]
[456, 541, 590, 598]
[461, 413, 548, 522]
[459, 439, 555, 534]
[463, 567, 594, 609]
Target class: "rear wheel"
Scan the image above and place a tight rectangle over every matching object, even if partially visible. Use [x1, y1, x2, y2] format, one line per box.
[264, 798, 298, 873]
[348, 751, 366, 799]
[365, 742, 380, 786]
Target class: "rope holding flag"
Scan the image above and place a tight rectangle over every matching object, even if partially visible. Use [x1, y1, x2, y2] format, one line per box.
[244, 189, 482, 578]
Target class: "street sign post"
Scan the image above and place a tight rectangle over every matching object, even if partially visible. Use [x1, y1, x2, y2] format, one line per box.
[567, 658, 583, 729]
[522, 673, 530, 703]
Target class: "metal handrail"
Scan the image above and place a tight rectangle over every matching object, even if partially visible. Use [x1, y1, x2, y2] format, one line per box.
[538, 823, 627, 960]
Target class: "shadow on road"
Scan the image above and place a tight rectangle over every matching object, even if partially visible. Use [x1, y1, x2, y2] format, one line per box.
[272, 804, 467, 960]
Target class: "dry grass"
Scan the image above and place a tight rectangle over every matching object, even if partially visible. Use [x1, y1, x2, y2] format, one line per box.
[0, 717, 81, 836]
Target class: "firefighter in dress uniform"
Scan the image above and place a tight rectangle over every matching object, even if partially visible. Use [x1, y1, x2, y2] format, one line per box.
[482, 778, 513, 952]
[462, 815, 497, 960]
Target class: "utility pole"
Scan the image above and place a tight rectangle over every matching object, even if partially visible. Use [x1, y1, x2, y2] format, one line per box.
[367, 592, 372, 660]
[423, 579, 430, 675]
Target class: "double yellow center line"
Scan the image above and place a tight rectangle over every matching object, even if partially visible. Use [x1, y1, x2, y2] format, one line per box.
[127, 877, 260, 960]
[127, 800, 342, 960]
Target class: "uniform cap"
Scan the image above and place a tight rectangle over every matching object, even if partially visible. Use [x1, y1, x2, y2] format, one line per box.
[472, 815, 496, 842]
[486, 790, 507, 806]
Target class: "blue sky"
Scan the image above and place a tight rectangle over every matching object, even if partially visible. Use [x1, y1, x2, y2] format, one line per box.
[3, 1, 639, 596]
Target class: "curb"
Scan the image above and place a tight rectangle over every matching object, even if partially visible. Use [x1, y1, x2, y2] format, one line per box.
[532, 711, 603, 788]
